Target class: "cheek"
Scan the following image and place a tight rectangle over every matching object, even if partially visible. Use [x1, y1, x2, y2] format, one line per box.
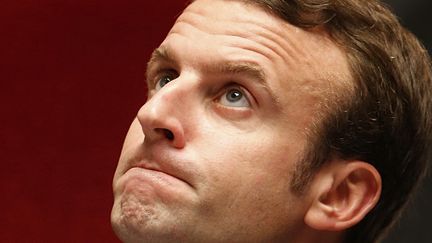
[113, 119, 144, 185]
[122, 119, 144, 149]
[205, 119, 299, 163]
[193, 135, 302, 230]
[197, 128, 299, 192]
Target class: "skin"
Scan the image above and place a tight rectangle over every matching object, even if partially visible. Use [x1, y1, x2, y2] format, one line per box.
[111, 0, 353, 242]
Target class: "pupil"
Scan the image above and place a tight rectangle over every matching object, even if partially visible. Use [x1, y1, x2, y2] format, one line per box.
[227, 90, 242, 101]
[161, 76, 171, 87]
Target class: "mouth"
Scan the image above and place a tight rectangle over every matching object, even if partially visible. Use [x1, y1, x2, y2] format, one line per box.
[129, 162, 194, 189]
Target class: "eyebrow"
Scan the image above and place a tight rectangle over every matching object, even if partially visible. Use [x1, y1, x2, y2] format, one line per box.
[147, 46, 280, 105]
[147, 47, 175, 69]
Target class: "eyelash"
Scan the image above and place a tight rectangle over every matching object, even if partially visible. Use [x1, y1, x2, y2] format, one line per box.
[149, 68, 178, 90]
[215, 84, 253, 106]
[148, 69, 256, 110]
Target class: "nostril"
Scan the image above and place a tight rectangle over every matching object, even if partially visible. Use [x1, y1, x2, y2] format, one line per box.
[155, 128, 174, 140]
[164, 129, 174, 140]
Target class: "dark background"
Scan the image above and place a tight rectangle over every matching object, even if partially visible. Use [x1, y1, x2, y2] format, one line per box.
[0, 0, 430, 242]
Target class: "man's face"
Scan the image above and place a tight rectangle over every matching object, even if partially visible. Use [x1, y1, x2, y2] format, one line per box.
[111, 0, 350, 242]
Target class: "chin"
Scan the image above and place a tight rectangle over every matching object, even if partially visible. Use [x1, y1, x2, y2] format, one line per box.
[111, 193, 157, 242]
[111, 194, 193, 243]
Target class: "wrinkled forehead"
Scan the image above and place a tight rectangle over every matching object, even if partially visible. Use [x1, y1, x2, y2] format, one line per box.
[183, 0, 287, 30]
[177, 0, 352, 89]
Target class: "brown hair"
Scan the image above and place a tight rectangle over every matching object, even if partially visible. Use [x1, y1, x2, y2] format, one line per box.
[242, 0, 432, 242]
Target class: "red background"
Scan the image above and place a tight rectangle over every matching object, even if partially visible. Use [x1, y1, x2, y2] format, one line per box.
[1, 0, 430, 242]
[1, 0, 188, 242]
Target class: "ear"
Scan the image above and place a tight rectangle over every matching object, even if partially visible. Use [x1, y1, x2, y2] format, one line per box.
[304, 160, 381, 231]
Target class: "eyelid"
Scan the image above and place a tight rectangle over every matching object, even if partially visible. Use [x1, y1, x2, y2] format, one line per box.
[217, 83, 256, 108]
[148, 67, 178, 90]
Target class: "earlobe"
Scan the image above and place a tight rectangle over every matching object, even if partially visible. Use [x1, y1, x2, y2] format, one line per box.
[304, 161, 382, 231]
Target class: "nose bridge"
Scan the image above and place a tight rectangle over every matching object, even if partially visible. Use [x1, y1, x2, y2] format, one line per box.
[137, 78, 195, 148]
[143, 78, 193, 118]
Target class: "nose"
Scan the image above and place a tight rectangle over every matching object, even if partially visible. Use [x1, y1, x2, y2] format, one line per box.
[136, 82, 189, 149]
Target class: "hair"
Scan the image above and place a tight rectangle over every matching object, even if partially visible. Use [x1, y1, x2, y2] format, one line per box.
[236, 0, 432, 242]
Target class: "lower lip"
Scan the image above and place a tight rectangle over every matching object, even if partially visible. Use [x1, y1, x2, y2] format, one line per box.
[119, 167, 191, 199]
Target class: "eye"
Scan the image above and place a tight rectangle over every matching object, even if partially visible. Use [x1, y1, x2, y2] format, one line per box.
[219, 87, 251, 107]
[155, 73, 177, 90]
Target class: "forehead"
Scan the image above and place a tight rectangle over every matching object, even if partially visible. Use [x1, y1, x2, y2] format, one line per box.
[162, 0, 351, 108]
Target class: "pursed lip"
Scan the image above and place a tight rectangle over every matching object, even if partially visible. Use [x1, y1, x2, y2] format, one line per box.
[126, 157, 195, 189]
